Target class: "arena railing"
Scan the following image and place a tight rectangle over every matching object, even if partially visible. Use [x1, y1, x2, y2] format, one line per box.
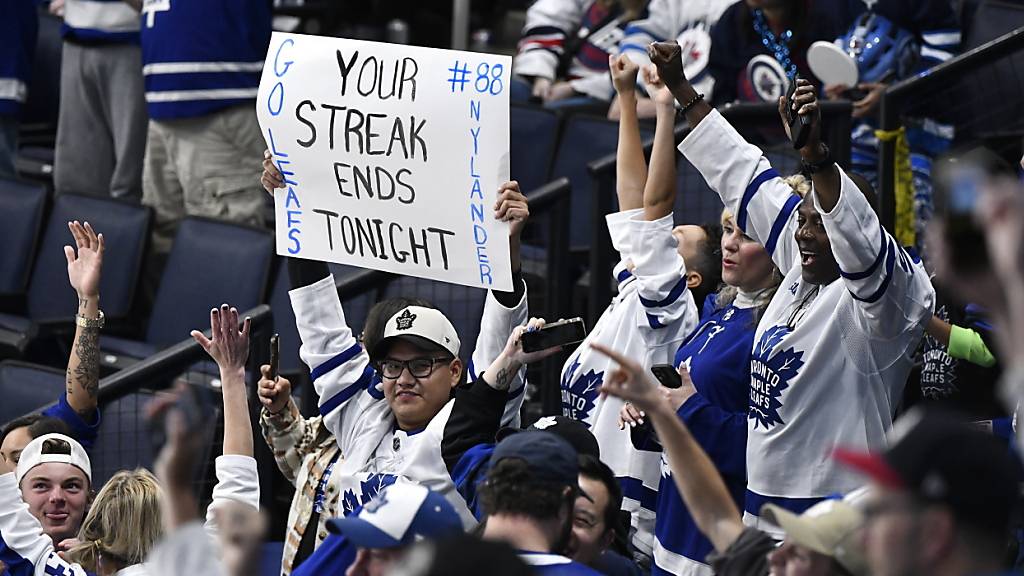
[585, 101, 853, 325]
[877, 26, 1024, 232]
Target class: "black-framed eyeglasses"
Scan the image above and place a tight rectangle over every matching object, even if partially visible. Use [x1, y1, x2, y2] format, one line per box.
[377, 357, 451, 379]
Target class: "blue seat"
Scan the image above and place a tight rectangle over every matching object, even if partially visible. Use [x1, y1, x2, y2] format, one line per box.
[510, 104, 561, 193]
[381, 276, 487, 368]
[102, 217, 273, 366]
[0, 361, 66, 423]
[0, 180, 47, 298]
[550, 115, 652, 249]
[0, 194, 150, 356]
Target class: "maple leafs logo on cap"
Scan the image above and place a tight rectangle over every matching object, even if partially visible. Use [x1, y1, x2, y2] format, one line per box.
[395, 309, 416, 331]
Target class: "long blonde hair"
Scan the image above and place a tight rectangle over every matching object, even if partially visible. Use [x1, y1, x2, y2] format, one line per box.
[66, 469, 164, 573]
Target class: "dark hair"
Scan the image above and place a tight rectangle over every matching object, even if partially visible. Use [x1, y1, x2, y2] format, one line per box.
[41, 437, 72, 455]
[578, 455, 631, 556]
[362, 296, 434, 360]
[0, 415, 72, 447]
[480, 459, 574, 521]
[690, 222, 724, 310]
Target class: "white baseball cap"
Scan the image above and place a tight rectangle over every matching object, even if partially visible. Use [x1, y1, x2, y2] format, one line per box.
[326, 482, 463, 548]
[760, 495, 867, 576]
[372, 306, 461, 359]
[16, 433, 92, 486]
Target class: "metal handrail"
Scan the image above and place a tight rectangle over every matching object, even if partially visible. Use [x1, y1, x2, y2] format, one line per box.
[2, 304, 274, 427]
[585, 101, 853, 324]
[877, 26, 1024, 230]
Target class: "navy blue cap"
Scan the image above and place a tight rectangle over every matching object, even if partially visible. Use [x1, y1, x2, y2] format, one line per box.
[489, 430, 590, 500]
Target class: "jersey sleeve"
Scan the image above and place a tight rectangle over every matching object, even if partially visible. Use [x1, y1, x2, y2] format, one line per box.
[677, 393, 747, 480]
[678, 109, 801, 275]
[289, 274, 389, 454]
[204, 455, 261, 538]
[514, 0, 587, 80]
[467, 282, 530, 428]
[147, 522, 224, 576]
[627, 213, 696, 332]
[443, 378, 507, 519]
[813, 168, 935, 366]
[259, 402, 313, 486]
[607, 208, 644, 288]
[0, 473, 88, 576]
[40, 394, 100, 451]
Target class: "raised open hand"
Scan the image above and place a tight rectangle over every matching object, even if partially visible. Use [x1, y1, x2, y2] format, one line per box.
[191, 304, 251, 375]
[65, 221, 104, 300]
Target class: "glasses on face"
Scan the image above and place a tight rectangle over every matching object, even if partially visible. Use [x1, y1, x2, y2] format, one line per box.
[377, 357, 451, 379]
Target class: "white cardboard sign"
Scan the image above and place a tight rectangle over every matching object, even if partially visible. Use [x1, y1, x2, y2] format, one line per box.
[257, 32, 513, 291]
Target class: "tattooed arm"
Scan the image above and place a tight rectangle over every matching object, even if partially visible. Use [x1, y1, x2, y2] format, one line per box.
[64, 221, 104, 423]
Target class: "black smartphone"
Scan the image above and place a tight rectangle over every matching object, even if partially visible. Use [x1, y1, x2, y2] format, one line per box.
[651, 364, 682, 389]
[520, 318, 587, 353]
[786, 78, 812, 150]
[269, 333, 280, 380]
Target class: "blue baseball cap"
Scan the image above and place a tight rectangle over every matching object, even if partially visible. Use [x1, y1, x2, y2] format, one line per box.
[489, 430, 591, 501]
[327, 483, 463, 549]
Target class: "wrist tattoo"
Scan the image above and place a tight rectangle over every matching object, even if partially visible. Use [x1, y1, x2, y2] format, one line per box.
[494, 365, 515, 391]
[78, 297, 89, 309]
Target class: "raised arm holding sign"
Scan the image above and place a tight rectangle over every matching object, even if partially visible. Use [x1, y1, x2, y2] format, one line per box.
[257, 33, 515, 291]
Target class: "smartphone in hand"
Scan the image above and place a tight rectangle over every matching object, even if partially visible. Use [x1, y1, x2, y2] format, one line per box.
[786, 78, 812, 150]
[269, 333, 280, 381]
[520, 318, 587, 353]
[651, 364, 682, 389]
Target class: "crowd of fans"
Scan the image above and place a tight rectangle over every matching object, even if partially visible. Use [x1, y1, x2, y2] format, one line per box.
[2, 0, 1024, 575]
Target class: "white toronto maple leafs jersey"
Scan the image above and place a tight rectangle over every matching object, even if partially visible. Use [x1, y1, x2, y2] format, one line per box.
[560, 209, 699, 558]
[618, 0, 733, 100]
[678, 110, 934, 536]
[289, 274, 529, 528]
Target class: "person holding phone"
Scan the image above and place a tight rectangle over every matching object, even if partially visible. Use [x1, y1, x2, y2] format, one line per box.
[558, 54, 720, 564]
[650, 41, 934, 535]
[621, 197, 782, 575]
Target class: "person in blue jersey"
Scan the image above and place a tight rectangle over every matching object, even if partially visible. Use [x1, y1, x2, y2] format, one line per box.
[1, 220, 104, 466]
[126, 0, 273, 254]
[52, 0, 146, 199]
[619, 200, 782, 575]
[560, 54, 719, 565]
[651, 41, 934, 534]
[512, 0, 649, 109]
[594, 343, 869, 576]
[708, 0, 860, 106]
[481, 431, 604, 575]
[0, 0, 37, 180]
[822, 2, 961, 252]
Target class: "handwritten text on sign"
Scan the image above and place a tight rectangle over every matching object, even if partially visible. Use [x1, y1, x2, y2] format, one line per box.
[257, 32, 512, 291]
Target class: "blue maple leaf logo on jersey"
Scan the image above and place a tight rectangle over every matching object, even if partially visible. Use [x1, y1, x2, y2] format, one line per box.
[341, 474, 398, 516]
[560, 356, 602, 425]
[748, 325, 804, 430]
